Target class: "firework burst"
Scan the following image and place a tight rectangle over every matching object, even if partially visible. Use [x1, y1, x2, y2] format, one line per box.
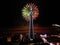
[22, 3, 39, 21]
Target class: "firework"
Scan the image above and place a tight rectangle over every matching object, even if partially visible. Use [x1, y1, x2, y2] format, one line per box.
[22, 3, 39, 21]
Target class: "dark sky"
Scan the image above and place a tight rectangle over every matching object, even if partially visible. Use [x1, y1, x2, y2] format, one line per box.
[0, 0, 60, 29]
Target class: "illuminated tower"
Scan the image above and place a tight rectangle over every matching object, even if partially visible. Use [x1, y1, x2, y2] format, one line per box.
[22, 3, 39, 40]
[29, 7, 35, 40]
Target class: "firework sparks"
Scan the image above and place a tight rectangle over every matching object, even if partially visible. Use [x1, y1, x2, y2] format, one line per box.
[22, 3, 39, 21]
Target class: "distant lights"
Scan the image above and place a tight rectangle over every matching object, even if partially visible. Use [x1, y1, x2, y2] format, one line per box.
[52, 24, 60, 27]
[50, 43, 55, 45]
[40, 34, 47, 38]
[7, 37, 11, 42]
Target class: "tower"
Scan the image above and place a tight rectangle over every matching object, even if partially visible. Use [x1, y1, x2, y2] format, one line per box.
[22, 3, 39, 40]
[28, 7, 35, 40]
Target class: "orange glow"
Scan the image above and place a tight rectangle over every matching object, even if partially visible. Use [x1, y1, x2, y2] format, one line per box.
[7, 37, 11, 42]
[7, 26, 50, 34]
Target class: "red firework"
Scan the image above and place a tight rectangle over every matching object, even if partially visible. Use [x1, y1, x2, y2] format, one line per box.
[28, 3, 39, 20]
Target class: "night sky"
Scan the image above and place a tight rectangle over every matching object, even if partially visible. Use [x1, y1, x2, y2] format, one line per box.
[0, 0, 60, 31]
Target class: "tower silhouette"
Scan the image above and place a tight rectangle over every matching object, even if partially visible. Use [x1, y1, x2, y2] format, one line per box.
[28, 7, 35, 40]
